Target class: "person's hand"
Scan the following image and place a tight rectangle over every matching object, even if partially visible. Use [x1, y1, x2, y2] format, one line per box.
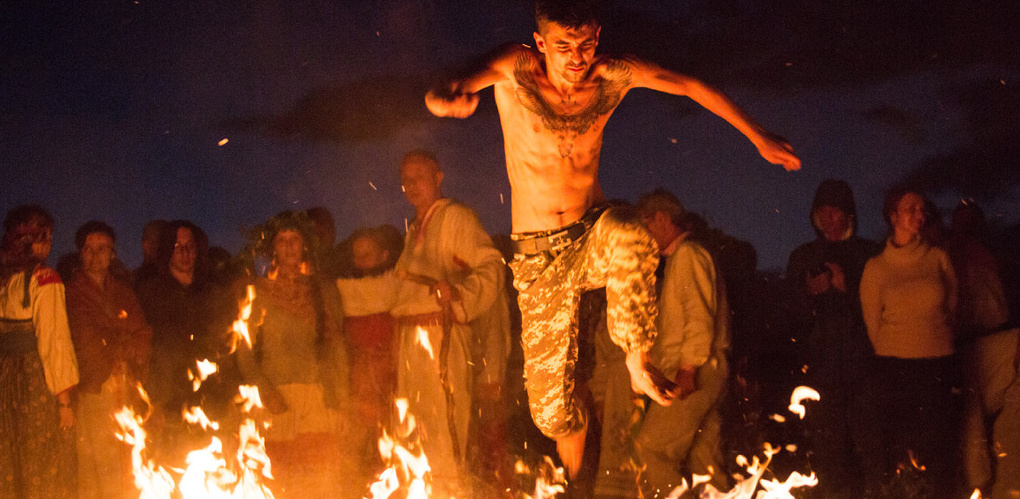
[425, 86, 479, 118]
[826, 263, 847, 293]
[674, 367, 697, 399]
[625, 350, 679, 406]
[555, 423, 587, 480]
[263, 390, 288, 415]
[431, 280, 459, 307]
[805, 270, 831, 295]
[59, 405, 75, 430]
[755, 134, 801, 171]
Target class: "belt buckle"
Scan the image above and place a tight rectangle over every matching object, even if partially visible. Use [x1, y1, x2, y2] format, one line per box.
[548, 231, 570, 250]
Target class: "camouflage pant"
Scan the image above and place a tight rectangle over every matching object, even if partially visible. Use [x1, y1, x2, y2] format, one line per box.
[510, 205, 659, 439]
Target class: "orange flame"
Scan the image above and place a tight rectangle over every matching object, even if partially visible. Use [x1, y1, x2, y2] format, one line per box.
[114, 282, 276, 498]
[366, 398, 432, 498]
[788, 385, 820, 420]
[189, 359, 219, 392]
[230, 285, 257, 353]
[415, 326, 434, 359]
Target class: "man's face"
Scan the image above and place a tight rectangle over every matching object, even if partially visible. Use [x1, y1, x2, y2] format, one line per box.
[272, 229, 305, 270]
[814, 206, 851, 242]
[400, 159, 443, 212]
[534, 22, 600, 84]
[640, 210, 673, 250]
[352, 236, 388, 272]
[81, 233, 114, 277]
[169, 227, 197, 277]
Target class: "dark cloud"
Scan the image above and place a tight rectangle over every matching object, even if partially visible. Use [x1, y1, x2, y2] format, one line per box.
[900, 79, 1020, 200]
[861, 106, 926, 145]
[601, 0, 1020, 88]
[222, 75, 431, 143]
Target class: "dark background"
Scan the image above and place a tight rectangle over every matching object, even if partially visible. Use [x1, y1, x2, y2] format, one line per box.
[2, 0, 1017, 270]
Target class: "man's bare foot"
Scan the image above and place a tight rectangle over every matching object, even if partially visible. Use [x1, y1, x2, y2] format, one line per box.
[555, 425, 587, 480]
[625, 350, 679, 406]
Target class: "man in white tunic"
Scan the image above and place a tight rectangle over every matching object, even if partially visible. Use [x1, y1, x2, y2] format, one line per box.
[632, 189, 729, 496]
[392, 150, 507, 495]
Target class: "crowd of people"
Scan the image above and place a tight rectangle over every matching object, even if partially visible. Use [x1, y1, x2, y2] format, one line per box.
[2, 0, 1018, 497]
[1, 156, 1017, 499]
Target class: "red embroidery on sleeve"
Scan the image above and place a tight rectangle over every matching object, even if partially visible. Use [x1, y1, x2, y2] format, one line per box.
[34, 267, 63, 286]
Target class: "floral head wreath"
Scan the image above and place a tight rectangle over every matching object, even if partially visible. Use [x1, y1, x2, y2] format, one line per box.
[239, 210, 322, 276]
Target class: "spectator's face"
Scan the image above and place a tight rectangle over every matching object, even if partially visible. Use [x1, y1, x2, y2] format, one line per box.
[170, 227, 197, 276]
[815, 206, 851, 242]
[273, 229, 305, 270]
[141, 235, 159, 263]
[352, 236, 388, 272]
[30, 226, 52, 262]
[81, 233, 114, 277]
[400, 159, 443, 212]
[535, 22, 600, 84]
[640, 210, 673, 250]
[891, 193, 926, 238]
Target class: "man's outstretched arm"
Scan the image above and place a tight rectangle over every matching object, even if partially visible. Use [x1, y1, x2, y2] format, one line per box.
[624, 57, 801, 171]
[425, 43, 522, 119]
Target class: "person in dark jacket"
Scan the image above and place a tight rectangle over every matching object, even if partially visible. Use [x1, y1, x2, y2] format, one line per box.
[134, 220, 216, 464]
[785, 179, 881, 498]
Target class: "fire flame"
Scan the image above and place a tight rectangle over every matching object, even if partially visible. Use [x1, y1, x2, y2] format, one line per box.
[189, 359, 219, 392]
[114, 285, 276, 498]
[366, 398, 432, 498]
[515, 456, 567, 499]
[787, 385, 820, 420]
[230, 285, 257, 353]
[415, 326, 434, 359]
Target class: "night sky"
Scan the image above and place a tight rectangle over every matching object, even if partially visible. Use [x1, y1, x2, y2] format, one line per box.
[2, 0, 1018, 271]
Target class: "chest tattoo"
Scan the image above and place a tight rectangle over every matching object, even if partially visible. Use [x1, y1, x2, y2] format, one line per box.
[513, 55, 631, 158]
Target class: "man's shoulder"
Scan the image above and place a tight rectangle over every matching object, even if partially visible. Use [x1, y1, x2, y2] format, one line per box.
[592, 54, 640, 80]
[670, 239, 714, 268]
[438, 198, 480, 218]
[495, 43, 539, 76]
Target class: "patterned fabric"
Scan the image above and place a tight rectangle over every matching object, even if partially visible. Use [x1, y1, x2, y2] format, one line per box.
[0, 350, 76, 499]
[510, 205, 659, 438]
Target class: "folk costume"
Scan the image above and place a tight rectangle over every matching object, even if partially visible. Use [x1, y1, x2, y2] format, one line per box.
[0, 266, 79, 499]
[392, 198, 505, 493]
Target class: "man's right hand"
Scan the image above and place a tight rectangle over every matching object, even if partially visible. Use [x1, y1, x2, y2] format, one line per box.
[425, 86, 479, 118]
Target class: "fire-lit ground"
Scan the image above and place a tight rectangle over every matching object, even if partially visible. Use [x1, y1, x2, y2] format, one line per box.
[105, 284, 985, 499]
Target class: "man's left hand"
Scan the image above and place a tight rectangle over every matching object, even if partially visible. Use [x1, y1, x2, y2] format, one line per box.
[756, 135, 801, 171]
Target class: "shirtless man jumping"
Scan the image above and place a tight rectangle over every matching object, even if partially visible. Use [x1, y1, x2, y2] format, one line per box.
[426, 0, 800, 478]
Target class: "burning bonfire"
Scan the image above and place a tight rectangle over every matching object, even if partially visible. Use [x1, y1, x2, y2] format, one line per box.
[114, 285, 276, 498]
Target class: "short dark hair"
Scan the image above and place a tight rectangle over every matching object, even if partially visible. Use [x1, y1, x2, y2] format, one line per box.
[535, 0, 599, 32]
[75, 221, 116, 251]
[400, 149, 440, 170]
[142, 219, 168, 243]
[637, 188, 686, 227]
